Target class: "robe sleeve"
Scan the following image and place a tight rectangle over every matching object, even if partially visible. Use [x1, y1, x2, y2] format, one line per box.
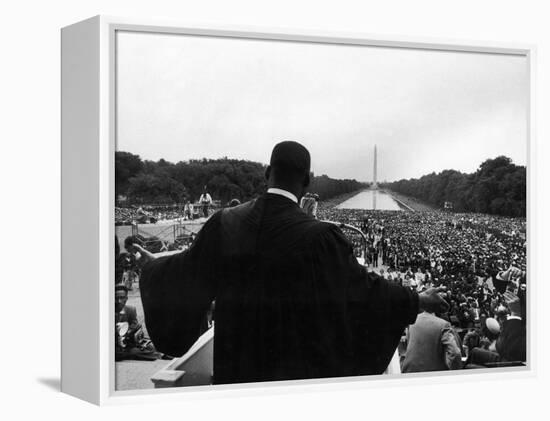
[139, 212, 221, 356]
[353, 262, 419, 374]
[311, 224, 419, 375]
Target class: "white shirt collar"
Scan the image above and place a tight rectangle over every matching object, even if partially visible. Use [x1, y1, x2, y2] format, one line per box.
[267, 188, 298, 204]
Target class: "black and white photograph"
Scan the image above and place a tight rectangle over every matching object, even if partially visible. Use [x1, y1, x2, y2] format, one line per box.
[113, 30, 527, 391]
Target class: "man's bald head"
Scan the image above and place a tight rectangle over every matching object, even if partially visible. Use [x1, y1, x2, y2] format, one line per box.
[266, 141, 311, 196]
[269, 141, 311, 174]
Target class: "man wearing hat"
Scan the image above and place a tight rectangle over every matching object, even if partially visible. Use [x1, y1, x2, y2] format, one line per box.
[138, 141, 447, 384]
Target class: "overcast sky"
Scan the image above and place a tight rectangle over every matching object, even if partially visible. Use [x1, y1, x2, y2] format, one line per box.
[116, 31, 527, 182]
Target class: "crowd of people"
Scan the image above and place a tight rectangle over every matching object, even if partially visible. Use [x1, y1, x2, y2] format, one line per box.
[115, 205, 184, 225]
[115, 186, 527, 372]
[114, 236, 160, 361]
[114, 233, 201, 361]
[115, 187, 219, 225]
[315, 206, 527, 370]
[116, 142, 530, 391]
[317, 207, 526, 276]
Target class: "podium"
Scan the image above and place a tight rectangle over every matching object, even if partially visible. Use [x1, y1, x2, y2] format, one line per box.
[151, 326, 401, 387]
[151, 327, 214, 388]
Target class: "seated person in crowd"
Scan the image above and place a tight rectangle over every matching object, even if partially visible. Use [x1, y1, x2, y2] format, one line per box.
[467, 292, 526, 366]
[115, 284, 160, 361]
[462, 316, 501, 365]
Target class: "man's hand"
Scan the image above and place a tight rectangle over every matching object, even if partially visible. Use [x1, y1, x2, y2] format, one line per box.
[130, 243, 156, 264]
[508, 266, 524, 280]
[419, 286, 450, 314]
[498, 266, 524, 285]
[503, 290, 522, 318]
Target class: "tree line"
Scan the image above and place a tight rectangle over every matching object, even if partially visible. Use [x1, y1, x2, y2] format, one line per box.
[384, 156, 526, 217]
[306, 174, 367, 200]
[116, 151, 367, 205]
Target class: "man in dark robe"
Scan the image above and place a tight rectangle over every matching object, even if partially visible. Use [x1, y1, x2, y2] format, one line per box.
[137, 141, 447, 384]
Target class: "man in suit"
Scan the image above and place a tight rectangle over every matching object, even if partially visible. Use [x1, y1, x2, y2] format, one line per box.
[491, 267, 527, 362]
[496, 290, 526, 362]
[137, 141, 448, 384]
[401, 310, 462, 373]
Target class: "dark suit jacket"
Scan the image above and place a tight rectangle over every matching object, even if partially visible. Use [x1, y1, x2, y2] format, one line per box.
[140, 193, 418, 384]
[496, 318, 526, 362]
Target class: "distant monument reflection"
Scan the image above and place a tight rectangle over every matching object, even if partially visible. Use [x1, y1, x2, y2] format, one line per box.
[336, 190, 401, 211]
[336, 145, 401, 211]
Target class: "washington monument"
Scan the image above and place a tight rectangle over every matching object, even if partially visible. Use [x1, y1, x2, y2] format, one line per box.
[372, 144, 378, 190]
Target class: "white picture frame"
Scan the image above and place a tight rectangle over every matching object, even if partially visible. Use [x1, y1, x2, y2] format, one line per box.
[61, 15, 536, 405]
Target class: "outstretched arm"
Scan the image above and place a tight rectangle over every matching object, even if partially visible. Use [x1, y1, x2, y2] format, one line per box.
[139, 213, 221, 356]
[129, 243, 156, 265]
